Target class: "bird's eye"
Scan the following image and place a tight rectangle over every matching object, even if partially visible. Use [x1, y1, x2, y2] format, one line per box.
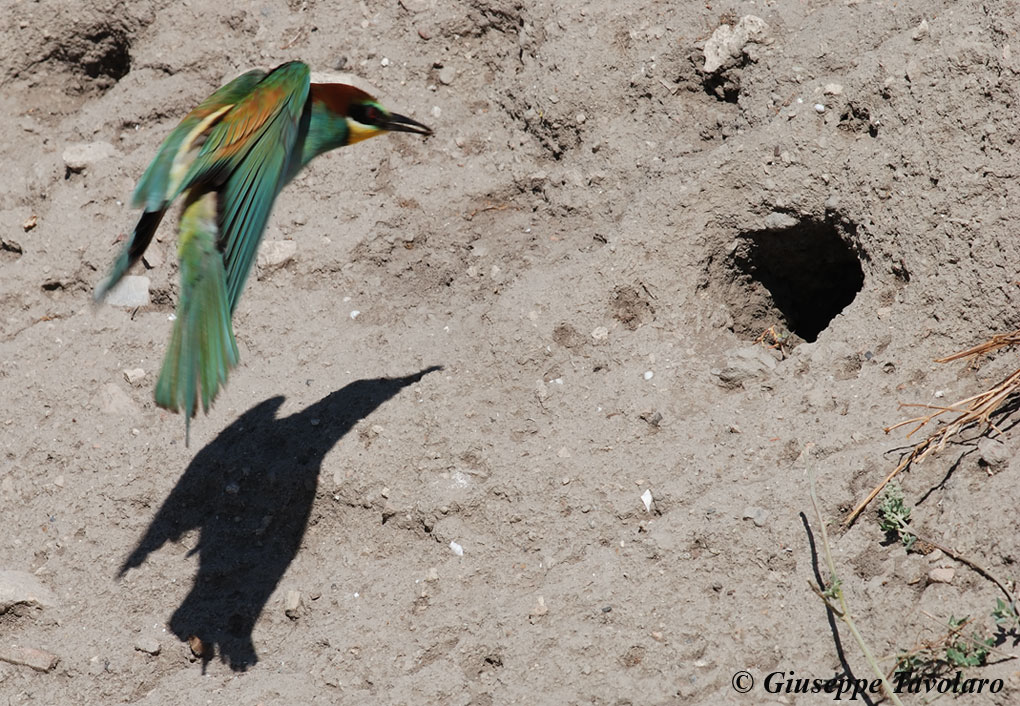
[353, 104, 383, 126]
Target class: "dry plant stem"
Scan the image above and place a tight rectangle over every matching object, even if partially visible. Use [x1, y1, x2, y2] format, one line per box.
[917, 611, 1018, 663]
[890, 515, 1018, 610]
[843, 446, 925, 527]
[936, 330, 1020, 363]
[809, 469, 906, 706]
[845, 332, 1020, 526]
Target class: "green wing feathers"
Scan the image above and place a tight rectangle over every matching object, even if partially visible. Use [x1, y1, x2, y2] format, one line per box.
[95, 68, 268, 302]
[132, 69, 267, 211]
[93, 207, 166, 302]
[154, 193, 239, 445]
[184, 62, 310, 312]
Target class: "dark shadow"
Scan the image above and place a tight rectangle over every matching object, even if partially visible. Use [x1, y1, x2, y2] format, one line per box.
[916, 448, 970, 506]
[119, 366, 442, 671]
[799, 511, 878, 706]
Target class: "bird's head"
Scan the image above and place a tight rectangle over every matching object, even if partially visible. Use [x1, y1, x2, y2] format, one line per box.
[312, 83, 433, 145]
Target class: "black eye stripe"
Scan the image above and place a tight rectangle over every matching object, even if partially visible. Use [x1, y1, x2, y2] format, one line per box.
[352, 104, 382, 125]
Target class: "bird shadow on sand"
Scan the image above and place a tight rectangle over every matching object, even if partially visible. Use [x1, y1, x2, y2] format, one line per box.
[118, 365, 441, 671]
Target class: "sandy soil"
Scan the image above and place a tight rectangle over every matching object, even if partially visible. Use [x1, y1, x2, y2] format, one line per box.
[4, 0, 1020, 703]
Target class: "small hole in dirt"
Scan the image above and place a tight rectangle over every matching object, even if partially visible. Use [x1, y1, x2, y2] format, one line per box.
[726, 218, 865, 343]
[52, 24, 132, 91]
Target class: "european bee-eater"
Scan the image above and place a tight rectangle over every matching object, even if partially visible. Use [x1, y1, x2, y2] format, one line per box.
[94, 61, 432, 444]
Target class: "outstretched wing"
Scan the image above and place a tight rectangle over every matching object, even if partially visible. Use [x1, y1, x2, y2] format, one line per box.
[95, 68, 267, 301]
[132, 68, 268, 212]
[178, 61, 311, 312]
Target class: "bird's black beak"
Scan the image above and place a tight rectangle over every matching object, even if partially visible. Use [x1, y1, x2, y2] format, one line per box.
[385, 112, 433, 136]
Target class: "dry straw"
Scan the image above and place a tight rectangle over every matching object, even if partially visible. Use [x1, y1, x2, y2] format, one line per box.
[845, 330, 1020, 526]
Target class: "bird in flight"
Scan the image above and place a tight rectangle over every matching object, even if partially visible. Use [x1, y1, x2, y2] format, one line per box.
[94, 61, 432, 444]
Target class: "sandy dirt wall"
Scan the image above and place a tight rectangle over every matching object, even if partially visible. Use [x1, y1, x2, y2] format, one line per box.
[3, 1, 1020, 704]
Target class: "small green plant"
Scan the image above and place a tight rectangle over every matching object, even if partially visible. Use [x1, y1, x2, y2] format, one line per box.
[894, 615, 996, 677]
[893, 652, 925, 676]
[945, 616, 994, 668]
[878, 482, 916, 550]
[821, 574, 842, 602]
[992, 597, 1020, 629]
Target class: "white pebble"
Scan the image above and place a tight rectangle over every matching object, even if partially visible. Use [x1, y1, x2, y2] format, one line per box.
[431, 106, 442, 118]
[350, 310, 360, 319]
[380, 57, 390, 67]
[814, 103, 825, 113]
[449, 541, 464, 556]
[641, 489, 653, 512]
[643, 371, 654, 380]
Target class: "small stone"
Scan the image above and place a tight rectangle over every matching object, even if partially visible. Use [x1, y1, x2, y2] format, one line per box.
[712, 346, 778, 389]
[62, 141, 117, 172]
[0, 646, 59, 672]
[651, 631, 665, 643]
[380, 57, 390, 67]
[98, 383, 140, 416]
[438, 66, 456, 85]
[643, 371, 654, 380]
[123, 368, 145, 386]
[912, 19, 929, 41]
[449, 541, 464, 556]
[257, 240, 297, 271]
[529, 595, 548, 623]
[591, 326, 609, 341]
[764, 211, 799, 230]
[0, 570, 57, 613]
[977, 437, 1010, 471]
[742, 506, 769, 527]
[22, 215, 37, 231]
[928, 567, 955, 584]
[425, 567, 439, 582]
[187, 635, 208, 658]
[285, 590, 302, 618]
[641, 489, 653, 513]
[823, 83, 843, 96]
[575, 112, 586, 125]
[417, 27, 431, 40]
[134, 637, 161, 655]
[814, 103, 825, 114]
[431, 105, 442, 119]
[639, 410, 662, 427]
[703, 15, 769, 73]
[104, 275, 150, 308]
[141, 244, 164, 269]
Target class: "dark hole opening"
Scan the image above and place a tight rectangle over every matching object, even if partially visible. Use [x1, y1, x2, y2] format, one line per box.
[731, 218, 865, 342]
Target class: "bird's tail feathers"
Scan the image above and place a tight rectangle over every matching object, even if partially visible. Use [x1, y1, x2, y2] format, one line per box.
[93, 208, 167, 303]
[154, 194, 238, 446]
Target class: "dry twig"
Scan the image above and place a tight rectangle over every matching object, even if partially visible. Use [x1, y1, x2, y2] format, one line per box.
[844, 330, 1020, 526]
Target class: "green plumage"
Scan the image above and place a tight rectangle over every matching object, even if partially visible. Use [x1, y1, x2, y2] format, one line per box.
[155, 193, 239, 445]
[95, 61, 432, 444]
